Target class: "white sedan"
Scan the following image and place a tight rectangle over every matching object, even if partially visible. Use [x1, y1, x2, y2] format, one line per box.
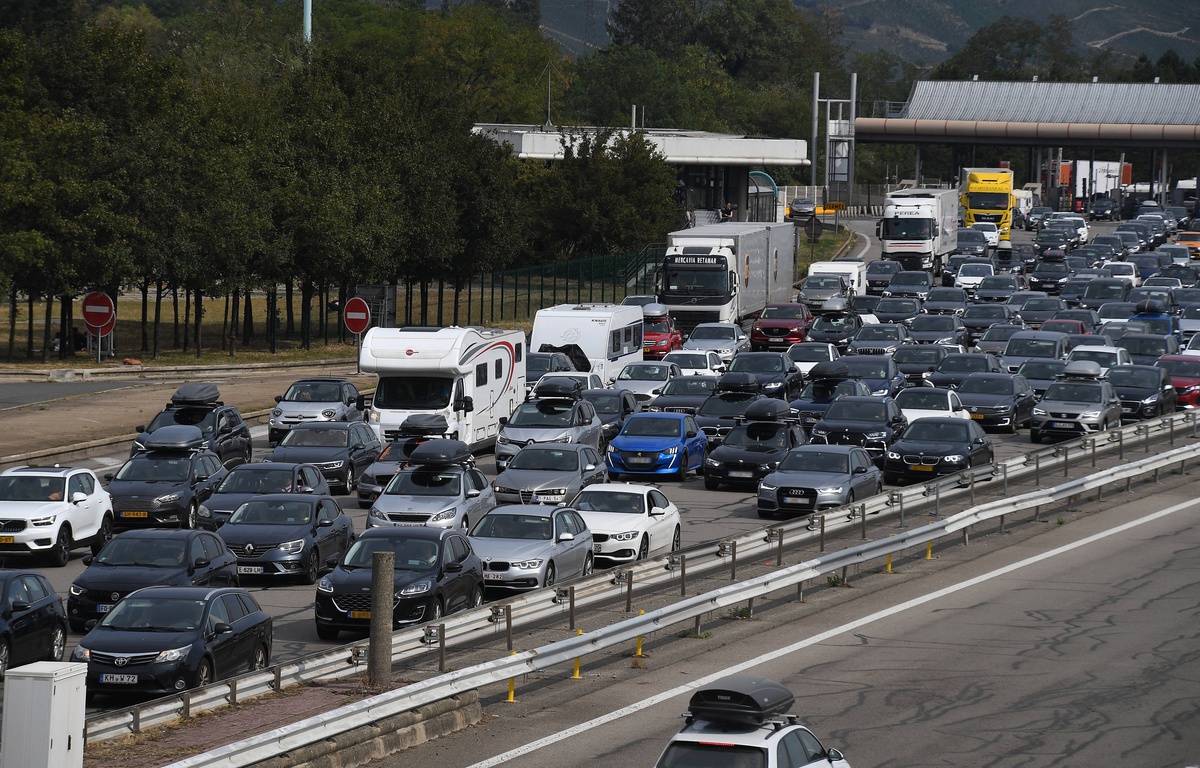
[566, 483, 680, 567]
[894, 387, 972, 423]
[970, 222, 1000, 248]
[663, 350, 726, 377]
[785, 342, 841, 375]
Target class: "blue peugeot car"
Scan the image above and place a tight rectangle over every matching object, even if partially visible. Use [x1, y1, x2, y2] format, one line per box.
[606, 413, 707, 481]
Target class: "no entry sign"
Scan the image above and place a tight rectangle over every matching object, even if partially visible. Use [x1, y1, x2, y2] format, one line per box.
[343, 297, 371, 335]
[81, 292, 116, 336]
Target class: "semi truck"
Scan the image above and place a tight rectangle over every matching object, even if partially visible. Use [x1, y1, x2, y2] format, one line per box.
[876, 189, 959, 274]
[657, 222, 796, 334]
[960, 168, 1014, 241]
[359, 325, 526, 451]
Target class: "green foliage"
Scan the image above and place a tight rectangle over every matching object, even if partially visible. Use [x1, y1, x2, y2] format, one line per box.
[931, 15, 1084, 82]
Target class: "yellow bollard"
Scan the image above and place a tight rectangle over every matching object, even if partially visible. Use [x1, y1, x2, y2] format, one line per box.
[507, 650, 517, 702]
[925, 540, 933, 560]
[634, 610, 645, 657]
[886, 534, 894, 573]
[572, 629, 583, 679]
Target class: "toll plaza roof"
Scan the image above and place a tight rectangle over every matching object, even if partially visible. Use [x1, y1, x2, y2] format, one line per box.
[856, 80, 1200, 148]
[473, 124, 809, 166]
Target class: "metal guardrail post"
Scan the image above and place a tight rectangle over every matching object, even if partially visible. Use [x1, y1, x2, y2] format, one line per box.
[569, 587, 576, 629]
[1034, 453, 1041, 486]
[679, 555, 687, 597]
[730, 541, 738, 580]
[1117, 429, 1124, 460]
[1143, 424, 1151, 453]
[626, 571, 634, 613]
[1168, 418, 1175, 446]
[506, 605, 513, 651]
[1001, 463, 1008, 495]
[817, 515, 826, 552]
[1090, 437, 1097, 468]
[860, 504, 868, 539]
[969, 472, 976, 505]
[1063, 446, 1069, 477]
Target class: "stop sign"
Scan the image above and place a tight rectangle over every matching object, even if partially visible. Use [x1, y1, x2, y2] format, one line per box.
[343, 297, 371, 335]
[81, 292, 116, 336]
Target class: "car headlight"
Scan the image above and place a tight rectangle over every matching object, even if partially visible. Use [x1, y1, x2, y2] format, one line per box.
[1080, 410, 1101, 419]
[548, 434, 574, 443]
[154, 645, 192, 663]
[154, 492, 183, 506]
[429, 507, 458, 522]
[661, 445, 680, 455]
[69, 584, 83, 596]
[510, 559, 544, 570]
[936, 337, 955, 345]
[30, 515, 56, 527]
[705, 458, 720, 468]
[610, 531, 639, 541]
[1033, 407, 1048, 416]
[817, 486, 844, 495]
[1057, 277, 1069, 283]
[71, 646, 90, 662]
[607, 443, 617, 453]
[992, 405, 1011, 412]
[871, 388, 889, 396]
[400, 580, 432, 596]
[644, 405, 662, 412]
[886, 451, 901, 460]
[942, 454, 967, 463]
[759, 482, 777, 493]
[762, 381, 783, 390]
[494, 486, 517, 494]
[1141, 395, 1159, 404]
[797, 292, 808, 300]
[318, 460, 346, 470]
[539, 488, 568, 497]
[321, 409, 337, 419]
[278, 539, 305, 554]
[317, 577, 334, 593]
[197, 504, 212, 519]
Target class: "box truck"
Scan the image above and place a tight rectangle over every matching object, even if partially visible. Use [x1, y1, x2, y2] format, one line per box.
[960, 168, 1014, 241]
[530, 303, 644, 383]
[359, 326, 526, 451]
[876, 189, 959, 274]
[658, 222, 796, 334]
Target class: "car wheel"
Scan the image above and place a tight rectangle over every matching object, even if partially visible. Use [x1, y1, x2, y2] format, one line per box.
[302, 550, 320, 585]
[192, 658, 214, 689]
[671, 525, 681, 552]
[316, 623, 339, 641]
[344, 468, 358, 494]
[636, 536, 649, 561]
[47, 624, 66, 661]
[674, 451, 688, 482]
[47, 526, 71, 568]
[253, 644, 269, 671]
[1030, 430, 1041, 444]
[703, 476, 720, 491]
[430, 597, 444, 622]
[582, 553, 594, 578]
[468, 585, 484, 610]
[90, 515, 113, 556]
[543, 563, 557, 589]
[183, 503, 198, 530]
[610, 472, 622, 482]
[1006, 416, 1018, 434]
[0, 639, 9, 676]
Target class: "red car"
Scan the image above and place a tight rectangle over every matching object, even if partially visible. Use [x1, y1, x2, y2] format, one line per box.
[1155, 354, 1200, 408]
[750, 303, 814, 351]
[642, 309, 683, 359]
[1038, 318, 1087, 336]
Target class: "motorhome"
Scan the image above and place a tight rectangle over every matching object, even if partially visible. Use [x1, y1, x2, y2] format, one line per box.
[530, 303, 645, 383]
[359, 326, 526, 451]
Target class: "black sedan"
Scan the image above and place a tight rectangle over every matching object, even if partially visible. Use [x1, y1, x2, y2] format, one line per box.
[908, 314, 970, 346]
[961, 303, 1020, 342]
[882, 417, 993, 484]
[955, 372, 1037, 433]
[922, 287, 969, 315]
[197, 462, 331, 530]
[216, 494, 356, 584]
[808, 395, 907, 463]
[66, 529, 239, 632]
[263, 421, 382, 494]
[645, 376, 719, 415]
[872, 297, 923, 325]
[1028, 259, 1072, 294]
[973, 274, 1025, 304]
[1107, 364, 1178, 421]
[105, 445, 228, 530]
[726, 352, 804, 400]
[805, 312, 864, 351]
[72, 586, 272, 696]
[925, 353, 1005, 390]
[702, 413, 806, 490]
[0, 569, 68, 675]
[314, 527, 484, 641]
[892, 344, 949, 386]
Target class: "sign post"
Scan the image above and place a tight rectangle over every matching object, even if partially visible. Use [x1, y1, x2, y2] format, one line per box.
[343, 297, 371, 375]
[80, 292, 115, 364]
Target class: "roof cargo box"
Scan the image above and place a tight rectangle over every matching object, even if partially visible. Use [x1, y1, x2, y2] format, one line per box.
[143, 425, 206, 452]
[687, 675, 795, 726]
[641, 302, 670, 318]
[398, 414, 450, 437]
[716, 372, 760, 393]
[1134, 298, 1169, 316]
[407, 439, 472, 466]
[534, 376, 585, 400]
[170, 382, 221, 407]
[809, 360, 851, 380]
[743, 398, 790, 422]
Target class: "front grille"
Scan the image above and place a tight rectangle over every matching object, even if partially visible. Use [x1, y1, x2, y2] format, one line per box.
[83, 589, 128, 603]
[384, 513, 430, 524]
[0, 520, 27, 533]
[592, 533, 610, 543]
[373, 474, 394, 487]
[484, 561, 511, 572]
[664, 407, 696, 414]
[776, 487, 816, 509]
[903, 455, 941, 465]
[332, 593, 396, 613]
[764, 328, 789, 337]
[827, 431, 869, 447]
[519, 490, 535, 504]
[853, 346, 889, 356]
[92, 651, 159, 667]
[113, 498, 155, 511]
[237, 543, 283, 560]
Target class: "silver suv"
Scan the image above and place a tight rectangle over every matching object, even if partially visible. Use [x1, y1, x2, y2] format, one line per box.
[1030, 361, 1123, 443]
[494, 386, 603, 472]
[365, 440, 494, 530]
[269, 378, 365, 446]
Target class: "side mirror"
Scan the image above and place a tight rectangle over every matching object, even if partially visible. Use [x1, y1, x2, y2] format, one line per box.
[466, 489, 481, 498]
[443, 561, 464, 573]
[459, 396, 474, 413]
[274, 395, 283, 403]
[355, 395, 366, 410]
[104, 473, 115, 482]
[195, 473, 209, 482]
[652, 388, 662, 395]
[71, 491, 88, 504]
[193, 557, 210, 569]
[83, 555, 94, 565]
[85, 619, 99, 632]
[649, 506, 666, 516]
[686, 430, 698, 438]
[584, 464, 596, 471]
[499, 416, 508, 426]
[213, 622, 233, 635]
[318, 518, 333, 528]
[10, 600, 30, 612]
[325, 555, 339, 569]
[352, 442, 364, 450]
[853, 466, 868, 474]
[135, 425, 146, 433]
[557, 532, 575, 542]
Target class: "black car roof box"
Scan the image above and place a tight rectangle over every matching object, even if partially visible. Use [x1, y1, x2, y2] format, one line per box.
[743, 398, 790, 422]
[1135, 298, 1169, 316]
[398, 414, 450, 437]
[407, 439, 472, 466]
[534, 376, 584, 400]
[170, 382, 221, 407]
[809, 360, 851, 380]
[716, 372, 760, 393]
[687, 675, 795, 726]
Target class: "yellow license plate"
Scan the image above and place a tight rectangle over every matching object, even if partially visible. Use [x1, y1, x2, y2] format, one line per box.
[121, 511, 149, 518]
[970, 414, 985, 420]
[909, 464, 934, 472]
[0, 536, 12, 544]
[348, 610, 371, 620]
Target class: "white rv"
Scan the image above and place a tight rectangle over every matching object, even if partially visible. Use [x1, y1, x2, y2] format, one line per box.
[530, 303, 644, 383]
[359, 326, 526, 451]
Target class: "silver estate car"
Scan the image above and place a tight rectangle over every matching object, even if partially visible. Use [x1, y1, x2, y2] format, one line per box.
[491, 444, 607, 505]
[365, 440, 495, 530]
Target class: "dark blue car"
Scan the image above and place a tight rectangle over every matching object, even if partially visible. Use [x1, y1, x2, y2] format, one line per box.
[606, 413, 707, 481]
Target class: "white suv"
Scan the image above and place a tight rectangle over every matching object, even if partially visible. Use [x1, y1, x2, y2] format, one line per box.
[0, 466, 114, 567]
[654, 676, 852, 768]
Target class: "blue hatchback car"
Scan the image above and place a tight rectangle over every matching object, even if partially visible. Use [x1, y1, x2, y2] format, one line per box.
[606, 413, 707, 481]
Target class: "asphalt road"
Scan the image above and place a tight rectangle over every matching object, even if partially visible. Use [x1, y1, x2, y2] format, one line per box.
[0, 380, 146, 410]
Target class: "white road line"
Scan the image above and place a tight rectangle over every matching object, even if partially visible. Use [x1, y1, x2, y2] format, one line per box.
[465, 494, 1200, 768]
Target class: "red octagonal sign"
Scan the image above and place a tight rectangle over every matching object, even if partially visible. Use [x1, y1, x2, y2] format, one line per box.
[81, 292, 116, 335]
[343, 297, 371, 335]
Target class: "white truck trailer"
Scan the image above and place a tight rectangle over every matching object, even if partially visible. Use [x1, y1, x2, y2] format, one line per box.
[876, 189, 959, 274]
[359, 326, 526, 451]
[657, 222, 796, 334]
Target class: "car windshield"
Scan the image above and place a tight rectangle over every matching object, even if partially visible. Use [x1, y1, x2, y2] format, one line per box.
[689, 326, 736, 341]
[621, 417, 682, 438]
[0, 475, 67, 501]
[1107, 368, 1160, 388]
[904, 421, 970, 442]
[383, 469, 461, 497]
[787, 345, 832, 363]
[876, 299, 918, 313]
[507, 448, 579, 472]
[342, 536, 441, 570]
[730, 356, 785, 373]
[1018, 361, 1065, 379]
[959, 264, 993, 277]
[1098, 304, 1135, 320]
[911, 316, 954, 331]
[373, 376, 452, 410]
[1120, 338, 1169, 356]
[958, 231, 987, 244]
[1023, 299, 1062, 311]
[896, 389, 951, 410]
[282, 381, 342, 403]
[94, 536, 187, 567]
[778, 450, 850, 473]
[229, 499, 314, 525]
[1006, 339, 1058, 358]
[856, 325, 903, 340]
[586, 394, 623, 415]
[812, 315, 853, 331]
[1158, 359, 1200, 377]
[618, 364, 669, 381]
[147, 407, 216, 435]
[471, 513, 554, 540]
[217, 468, 298, 494]
[964, 306, 1006, 319]
[722, 423, 789, 450]
[889, 272, 929, 287]
[804, 276, 843, 290]
[1035, 262, 1069, 274]
[760, 305, 809, 320]
[1182, 306, 1200, 320]
[526, 356, 552, 376]
[665, 353, 710, 369]
[893, 346, 942, 364]
[507, 401, 574, 427]
[958, 377, 1013, 395]
[1139, 318, 1173, 336]
[867, 261, 900, 275]
[1044, 383, 1103, 403]
[981, 326, 1021, 342]
[114, 456, 191, 483]
[570, 490, 644, 514]
[661, 378, 716, 395]
[698, 395, 756, 416]
[100, 596, 204, 631]
[644, 318, 671, 334]
[279, 428, 348, 448]
[938, 356, 989, 372]
[927, 289, 965, 301]
[842, 359, 889, 378]
[824, 400, 885, 421]
[657, 744, 765, 768]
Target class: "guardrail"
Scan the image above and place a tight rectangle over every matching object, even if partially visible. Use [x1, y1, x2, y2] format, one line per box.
[84, 409, 1200, 743]
[160, 434, 1200, 768]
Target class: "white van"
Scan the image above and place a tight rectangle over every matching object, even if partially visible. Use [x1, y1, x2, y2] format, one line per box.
[359, 326, 526, 451]
[530, 303, 644, 383]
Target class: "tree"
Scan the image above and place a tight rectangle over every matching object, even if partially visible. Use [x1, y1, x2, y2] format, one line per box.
[607, 0, 700, 57]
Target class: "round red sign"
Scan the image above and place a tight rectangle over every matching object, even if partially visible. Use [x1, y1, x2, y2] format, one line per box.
[81, 292, 116, 335]
[343, 296, 371, 335]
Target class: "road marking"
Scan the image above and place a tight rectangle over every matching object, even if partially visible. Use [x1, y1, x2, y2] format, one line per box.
[465, 494, 1200, 767]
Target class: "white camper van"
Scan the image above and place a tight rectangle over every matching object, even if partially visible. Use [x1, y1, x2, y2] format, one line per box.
[530, 303, 644, 383]
[359, 326, 526, 451]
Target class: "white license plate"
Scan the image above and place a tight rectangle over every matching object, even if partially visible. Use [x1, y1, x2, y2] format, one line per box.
[96, 604, 114, 613]
[532, 495, 559, 503]
[100, 674, 138, 684]
[484, 573, 505, 581]
[1051, 422, 1074, 429]
[1122, 407, 1134, 413]
[238, 566, 264, 575]
[729, 470, 754, 478]
[628, 457, 652, 465]
[802, 417, 817, 424]
[783, 496, 810, 505]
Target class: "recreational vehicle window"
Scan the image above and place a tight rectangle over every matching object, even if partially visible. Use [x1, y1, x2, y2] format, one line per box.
[495, 359, 503, 378]
[476, 363, 487, 387]
[374, 377, 452, 410]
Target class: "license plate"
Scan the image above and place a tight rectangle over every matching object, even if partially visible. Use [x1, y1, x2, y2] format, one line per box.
[532, 495, 559, 503]
[628, 457, 652, 465]
[348, 610, 371, 620]
[909, 464, 934, 472]
[729, 470, 754, 478]
[1051, 422, 1074, 429]
[0, 536, 12, 544]
[100, 674, 138, 684]
[1122, 407, 1134, 414]
[97, 604, 114, 613]
[782, 496, 810, 505]
[802, 417, 817, 424]
[238, 566, 264, 575]
[484, 573, 505, 581]
[121, 511, 148, 518]
[970, 413, 985, 420]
